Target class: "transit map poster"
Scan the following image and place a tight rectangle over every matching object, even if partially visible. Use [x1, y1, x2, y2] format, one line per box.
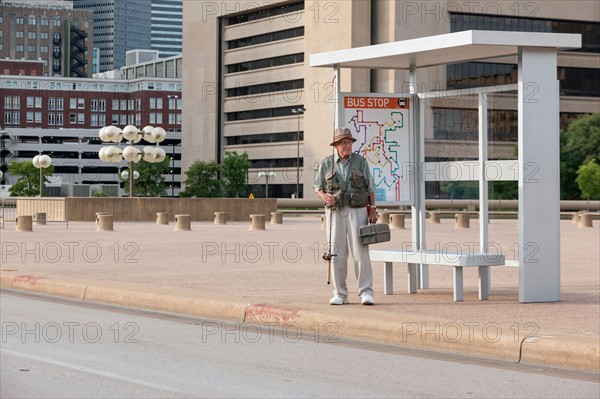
[341, 93, 413, 204]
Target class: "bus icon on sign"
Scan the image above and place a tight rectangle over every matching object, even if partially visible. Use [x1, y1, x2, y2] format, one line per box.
[398, 98, 407, 108]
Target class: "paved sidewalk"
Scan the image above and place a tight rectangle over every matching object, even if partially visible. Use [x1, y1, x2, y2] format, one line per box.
[1, 216, 598, 372]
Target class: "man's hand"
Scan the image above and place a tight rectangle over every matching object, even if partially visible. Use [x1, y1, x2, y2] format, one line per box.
[322, 192, 336, 206]
[368, 206, 378, 224]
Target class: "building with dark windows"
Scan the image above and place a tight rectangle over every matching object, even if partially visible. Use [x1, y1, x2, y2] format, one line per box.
[151, 0, 183, 58]
[0, 55, 183, 197]
[72, 0, 182, 72]
[0, 2, 93, 77]
[183, 0, 599, 199]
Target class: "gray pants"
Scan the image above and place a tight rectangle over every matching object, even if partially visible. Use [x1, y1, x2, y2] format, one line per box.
[325, 206, 374, 299]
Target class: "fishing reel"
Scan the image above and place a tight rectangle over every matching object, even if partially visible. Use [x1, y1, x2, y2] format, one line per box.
[322, 252, 337, 262]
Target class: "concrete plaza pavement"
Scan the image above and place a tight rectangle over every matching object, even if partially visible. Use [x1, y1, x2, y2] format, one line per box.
[1, 215, 598, 372]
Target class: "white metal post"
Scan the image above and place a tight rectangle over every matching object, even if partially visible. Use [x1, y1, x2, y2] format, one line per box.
[518, 47, 561, 302]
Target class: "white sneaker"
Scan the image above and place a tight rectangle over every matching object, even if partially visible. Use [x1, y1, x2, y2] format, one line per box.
[329, 295, 349, 305]
[361, 293, 374, 305]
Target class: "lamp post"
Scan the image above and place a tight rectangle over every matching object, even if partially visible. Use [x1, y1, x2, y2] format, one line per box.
[291, 107, 305, 199]
[257, 171, 276, 198]
[98, 125, 167, 197]
[32, 154, 52, 197]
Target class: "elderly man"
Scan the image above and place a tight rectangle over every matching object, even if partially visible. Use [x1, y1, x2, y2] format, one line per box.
[314, 127, 377, 305]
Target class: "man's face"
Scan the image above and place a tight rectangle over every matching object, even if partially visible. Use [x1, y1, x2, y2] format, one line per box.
[334, 139, 354, 159]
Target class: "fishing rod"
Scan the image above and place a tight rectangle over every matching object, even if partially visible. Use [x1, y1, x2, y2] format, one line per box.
[322, 74, 338, 284]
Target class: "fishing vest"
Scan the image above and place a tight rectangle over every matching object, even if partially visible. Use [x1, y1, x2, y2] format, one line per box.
[322, 154, 370, 209]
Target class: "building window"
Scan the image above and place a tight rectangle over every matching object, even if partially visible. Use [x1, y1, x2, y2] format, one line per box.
[41, 45, 48, 53]
[70, 113, 76, 123]
[227, 53, 304, 73]
[41, 32, 48, 40]
[13, 112, 20, 124]
[120, 99, 127, 110]
[52, 18, 61, 27]
[28, 16, 36, 25]
[149, 98, 156, 109]
[112, 99, 119, 110]
[56, 113, 63, 126]
[16, 31, 24, 38]
[28, 45, 36, 53]
[27, 112, 34, 123]
[120, 114, 127, 125]
[156, 98, 163, 109]
[27, 97, 34, 108]
[78, 113, 85, 124]
[35, 112, 42, 123]
[15, 45, 24, 52]
[16, 17, 24, 25]
[227, 27, 304, 50]
[48, 113, 56, 125]
[28, 31, 36, 39]
[41, 17, 48, 26]
[112, 114, 119, 124]
[48, 97, 56, 110]
[56, 98, 63, 111]
[35, 97, 42, 108]
[77, 98, 85, 109]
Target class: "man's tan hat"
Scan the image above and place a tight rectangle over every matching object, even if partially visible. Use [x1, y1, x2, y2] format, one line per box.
[330, 127, 357, 146]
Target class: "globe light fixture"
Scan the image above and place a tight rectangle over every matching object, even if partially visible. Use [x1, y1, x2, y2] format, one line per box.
[98, 125, 167, 197]
[32, 154, 52, 197]
[257, 170, 276, 198]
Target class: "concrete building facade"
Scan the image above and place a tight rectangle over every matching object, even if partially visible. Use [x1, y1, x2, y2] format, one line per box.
[0, 2, 93, 77]
[182, 0, 599, 199]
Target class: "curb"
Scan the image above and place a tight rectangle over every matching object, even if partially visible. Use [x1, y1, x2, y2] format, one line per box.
[1, 271, 598, 373]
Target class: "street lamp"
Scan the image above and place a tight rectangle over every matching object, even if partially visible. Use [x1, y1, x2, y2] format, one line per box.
[291, 107, 305, 199]
[98, 125, 167, 197]
[257, 171, 276, 198]
[32, 154, 52, 197]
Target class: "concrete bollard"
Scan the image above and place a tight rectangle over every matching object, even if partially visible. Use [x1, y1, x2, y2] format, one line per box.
[572, 212, 580, 224]
[16, 215, 33, 232]
[214, 212, 227, 225]
[270, 211, 283, 224]
[429, 211, 441, 224]
[455, 213, 470, 228]
[34, 212, 47, 225]
[321, 214, 326, 230]
[249, 214, 266, 230]
[95, 212, 110, 225]
[156, 212, 169, 225]
[174, 214, 192, 231]
[378, 211, 390, 224]
[96, 214, 114, 231]
[390, 213, 405, 229]
[578, 213, 594, 228]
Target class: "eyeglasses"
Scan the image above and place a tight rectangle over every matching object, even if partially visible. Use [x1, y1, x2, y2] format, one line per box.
[338, 140, 353, 146]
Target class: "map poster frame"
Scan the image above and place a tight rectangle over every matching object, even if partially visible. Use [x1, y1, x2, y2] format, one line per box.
[339, 92, 414, 206]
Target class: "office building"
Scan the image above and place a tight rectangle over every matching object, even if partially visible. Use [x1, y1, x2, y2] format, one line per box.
[182, 0, 599, 199]
[1, 56, 183, 196]
[0, 2, 93, 77]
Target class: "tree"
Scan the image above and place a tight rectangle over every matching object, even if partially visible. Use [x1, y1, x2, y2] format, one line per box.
[180, 160, 223, 198]
[221, 151, 250, 197]
[576, 160, 600, 200]
[560, 113, 600, 199]
[7, 161, 55, 197]
[121, 157, 171, 197]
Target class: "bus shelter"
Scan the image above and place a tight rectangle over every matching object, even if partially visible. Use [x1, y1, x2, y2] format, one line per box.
[310, 30, 581, 302]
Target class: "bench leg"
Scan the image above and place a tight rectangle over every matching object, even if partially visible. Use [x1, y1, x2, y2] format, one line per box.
[478, 266, 490, 300]
[384, 262, 393, 295]
[420, 264, 429, 289]
[453, 266, 464, 302]
[408, 263, 418, 294]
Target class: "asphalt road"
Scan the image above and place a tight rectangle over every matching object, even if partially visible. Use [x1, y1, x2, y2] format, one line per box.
[1, 290, 598, 398]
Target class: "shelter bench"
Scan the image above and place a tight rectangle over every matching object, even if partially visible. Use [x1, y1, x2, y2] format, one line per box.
[369, 249, 505, 301]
